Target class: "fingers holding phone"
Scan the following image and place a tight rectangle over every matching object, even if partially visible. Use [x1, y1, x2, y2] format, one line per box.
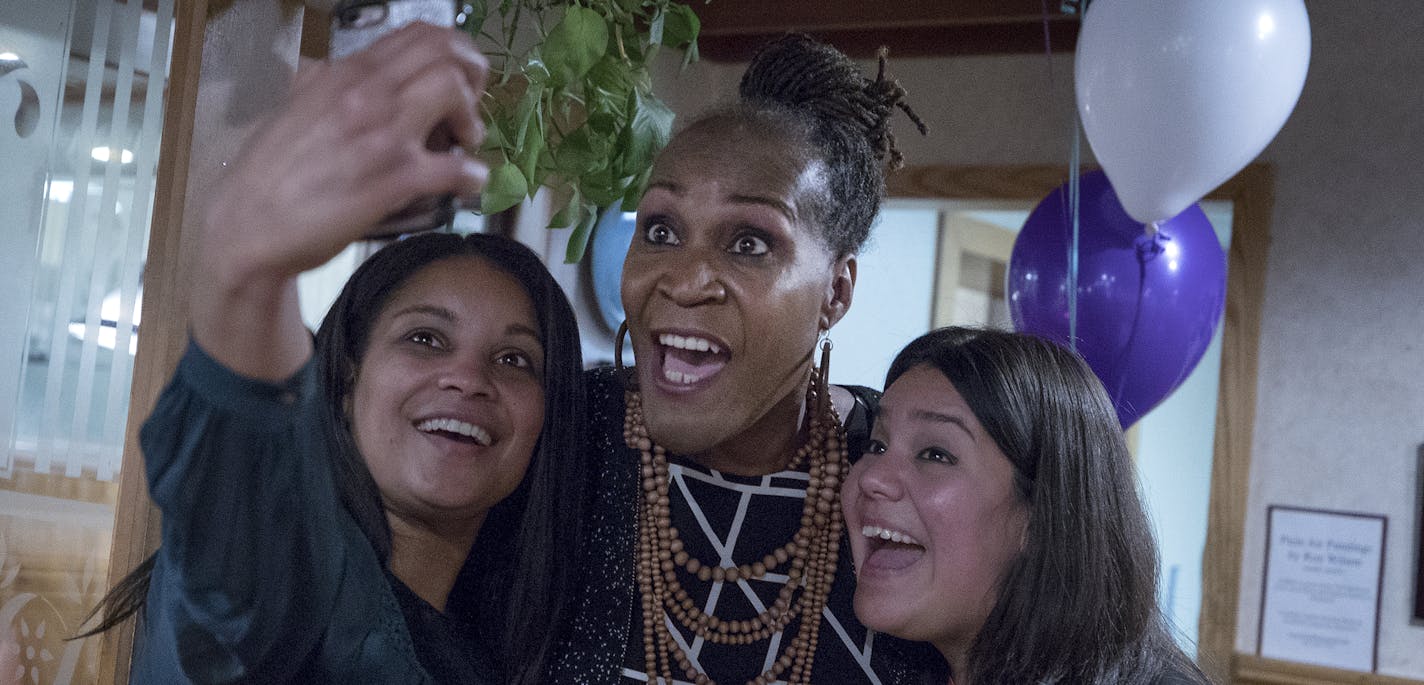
[204, 15, 487, 280]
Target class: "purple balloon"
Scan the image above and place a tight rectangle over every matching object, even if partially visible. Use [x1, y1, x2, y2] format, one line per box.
[1007, 170, 1226, 429]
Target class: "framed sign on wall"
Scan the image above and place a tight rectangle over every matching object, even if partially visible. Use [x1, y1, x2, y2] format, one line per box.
[1257, 505, 1387, 673]
[1415, 445, 1424, 623]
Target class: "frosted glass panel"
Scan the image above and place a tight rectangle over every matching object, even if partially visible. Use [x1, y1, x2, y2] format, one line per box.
[0, 0, 174, 681]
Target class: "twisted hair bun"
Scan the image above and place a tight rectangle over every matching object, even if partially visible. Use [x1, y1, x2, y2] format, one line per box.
[739, 33, 927, 171]
[682, 33, 927, 256]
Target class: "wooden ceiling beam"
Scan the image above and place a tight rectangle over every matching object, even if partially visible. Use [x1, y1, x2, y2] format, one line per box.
[692, 0, 1080, 61]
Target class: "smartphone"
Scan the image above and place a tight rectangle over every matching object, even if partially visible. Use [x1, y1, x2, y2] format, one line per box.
[329, 0, 462, 238]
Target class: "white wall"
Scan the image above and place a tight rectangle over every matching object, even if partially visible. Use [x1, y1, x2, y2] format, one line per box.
[1232, 2, 1424, 675]
[831, 206, 939, 390]
[647, 1, 1424, 677]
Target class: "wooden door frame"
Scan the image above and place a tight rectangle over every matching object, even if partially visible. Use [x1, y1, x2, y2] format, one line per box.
[98, 0, 207, 680]
[100, 1, 314, 682]
[886, 163, 1272, 685]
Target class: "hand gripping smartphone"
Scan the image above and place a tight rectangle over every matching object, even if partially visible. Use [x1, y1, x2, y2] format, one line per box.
[329, 0, 463, 237]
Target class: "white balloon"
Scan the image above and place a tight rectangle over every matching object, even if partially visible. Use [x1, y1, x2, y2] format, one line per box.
[1075, 0, 1310, 223]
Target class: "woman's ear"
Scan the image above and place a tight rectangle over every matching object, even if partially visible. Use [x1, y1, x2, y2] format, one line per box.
[819, 255, 856, 331]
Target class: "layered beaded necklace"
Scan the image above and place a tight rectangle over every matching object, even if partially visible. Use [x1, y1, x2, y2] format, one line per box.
[624, 360, 850, 685]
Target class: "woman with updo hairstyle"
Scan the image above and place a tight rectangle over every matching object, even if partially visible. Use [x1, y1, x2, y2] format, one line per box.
[844, 327, 1213, 685]
[546, 33, 942, 684]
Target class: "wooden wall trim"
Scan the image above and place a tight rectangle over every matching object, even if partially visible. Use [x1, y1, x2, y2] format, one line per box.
[100, 2, 309, 682]
[1198, 164, 1274, 685]
[888, 164, 1271, 684]
[98, 0, 207, 680]
[887, 164, 1068, 201]
[692, 0, 1081, 60]
[1233, 654, 1424, 685]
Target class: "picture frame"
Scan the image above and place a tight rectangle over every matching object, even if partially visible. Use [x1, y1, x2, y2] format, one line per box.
[1258, 505, 1388, 673]
[1415, 444, 1424, 622]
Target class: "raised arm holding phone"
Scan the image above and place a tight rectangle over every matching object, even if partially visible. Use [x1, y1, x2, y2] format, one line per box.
[88, 19, 586, 684]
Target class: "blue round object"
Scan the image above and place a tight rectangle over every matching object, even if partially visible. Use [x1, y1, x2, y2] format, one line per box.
[589, 202, 638, 332]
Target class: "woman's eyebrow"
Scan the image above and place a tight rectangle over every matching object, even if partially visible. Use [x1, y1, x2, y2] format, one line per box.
[911, 409, 977, 442]
[728, 193, 796, 222]
[389, 304, 455, 322]
[505, 323, 542, 345]
[645, 179, 796, 222]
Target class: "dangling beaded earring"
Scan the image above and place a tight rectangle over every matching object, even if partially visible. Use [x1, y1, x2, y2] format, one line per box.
[816, 331, 833, 418]
[615, 320, 637, 389]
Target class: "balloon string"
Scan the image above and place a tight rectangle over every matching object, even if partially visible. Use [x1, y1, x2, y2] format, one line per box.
[1069, 116, 1081, 353]
[1111, 252, 1150, 423]
[1036, 0, 1076, 350]
[1042, 0, 1081, 352]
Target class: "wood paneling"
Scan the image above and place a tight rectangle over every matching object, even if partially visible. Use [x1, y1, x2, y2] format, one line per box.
[1234, 654, 1424, 685]
[100, 1, 310, 682]
[1198, 165, 1274, 684]
[98, 0, 206, 679]
[693, 0, 1079, 61]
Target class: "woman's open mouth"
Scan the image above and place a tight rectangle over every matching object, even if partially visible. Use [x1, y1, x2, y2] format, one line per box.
[860, 525, 926, 573]
[656, 332, 731, 386]
[415, 417, 493, 447]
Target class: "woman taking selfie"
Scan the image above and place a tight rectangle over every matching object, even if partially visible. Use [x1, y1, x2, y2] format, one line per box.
[548, 34, 939, 684]
[843, 327, 1212, 685]
[87, 24, 584, 683]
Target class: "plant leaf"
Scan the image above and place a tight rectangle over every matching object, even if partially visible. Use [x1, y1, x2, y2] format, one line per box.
[544, 6, 610, 86]
[580, 168, 623, 207]
[523, 57, 550, 86]
[552, 126, 609, 176]
[513, 82, 544, 149]
[616, 87, 674, 178]
[648, 8, 665, 46]
[661, 4, 700, 49]
[460, 1, 490, 40]
[481, 162, 528, 214]
[520, 119, 546, 189]
[548, 185, 581, 229]
[621, 165, 653, 209]
[565, 202, 599, 263]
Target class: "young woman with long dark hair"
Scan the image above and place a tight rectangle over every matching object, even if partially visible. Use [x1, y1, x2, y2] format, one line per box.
[844, 327, 1213, 685]
[85, 23, 583, 684]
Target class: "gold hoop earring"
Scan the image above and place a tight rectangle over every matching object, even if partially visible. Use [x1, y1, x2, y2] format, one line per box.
[615, 320, 638, 389]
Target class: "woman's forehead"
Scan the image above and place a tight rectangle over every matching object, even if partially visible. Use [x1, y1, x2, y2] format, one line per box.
[652, 122, 827, 206]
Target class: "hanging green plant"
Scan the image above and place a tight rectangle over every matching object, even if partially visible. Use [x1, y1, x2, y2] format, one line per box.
[463, 0, 701, 262]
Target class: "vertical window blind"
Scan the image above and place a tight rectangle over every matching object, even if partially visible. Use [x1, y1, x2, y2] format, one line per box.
[7, 0, 173, 483]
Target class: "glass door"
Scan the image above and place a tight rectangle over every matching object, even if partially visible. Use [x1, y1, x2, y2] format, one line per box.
[0, 0, 174, 681]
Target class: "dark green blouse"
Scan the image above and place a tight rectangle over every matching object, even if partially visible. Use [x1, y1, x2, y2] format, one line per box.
[132, 341, 493, 684]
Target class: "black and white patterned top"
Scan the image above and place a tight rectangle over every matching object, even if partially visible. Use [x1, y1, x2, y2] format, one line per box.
[546, 367, 943, 685]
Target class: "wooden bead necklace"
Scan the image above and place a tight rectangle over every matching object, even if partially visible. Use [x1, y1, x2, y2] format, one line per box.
[626, 355, 849, 685]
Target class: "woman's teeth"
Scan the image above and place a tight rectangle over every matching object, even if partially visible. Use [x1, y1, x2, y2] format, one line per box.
[658, 333, 721, 355]
[862, 525, 923, 546]
[664, 369, 701, 384]
[416, 417, 492, 446]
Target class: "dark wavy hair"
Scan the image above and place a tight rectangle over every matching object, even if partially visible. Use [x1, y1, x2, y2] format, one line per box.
[884, 327, 1210, 685]
[82, 233, 585, 685]
[316, 232, 585, 685]
[682, 32, 927, 258]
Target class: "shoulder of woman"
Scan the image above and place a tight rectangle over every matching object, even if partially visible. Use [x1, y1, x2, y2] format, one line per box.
[831, 381, 877, 407]
[584, 365, 630, 404]
[834, 383, 880, 462]
[1151, 663, 1213, 685]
